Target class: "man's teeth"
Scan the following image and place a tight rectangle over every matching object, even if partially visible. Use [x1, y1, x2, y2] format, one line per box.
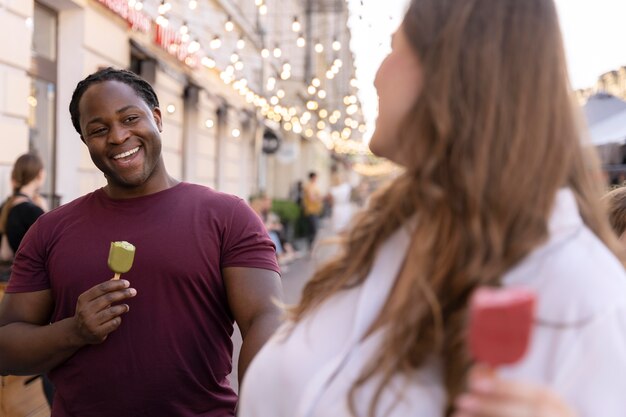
[113, 147, 140, 160]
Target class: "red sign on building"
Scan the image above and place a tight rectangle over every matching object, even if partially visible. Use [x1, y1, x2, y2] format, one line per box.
[96, 0, 151, 33]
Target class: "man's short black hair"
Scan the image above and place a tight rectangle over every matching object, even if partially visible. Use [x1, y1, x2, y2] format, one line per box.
[69, 67, 160, 135]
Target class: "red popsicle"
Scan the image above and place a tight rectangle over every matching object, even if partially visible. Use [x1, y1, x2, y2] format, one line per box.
[467, 287, 537, 367]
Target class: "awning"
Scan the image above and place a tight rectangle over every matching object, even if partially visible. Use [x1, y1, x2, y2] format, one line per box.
[589, 108, 626, 146]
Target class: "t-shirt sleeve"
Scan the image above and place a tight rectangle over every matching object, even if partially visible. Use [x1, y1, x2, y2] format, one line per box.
[6, 220, 50, 293]
[220, 199, 280, 274]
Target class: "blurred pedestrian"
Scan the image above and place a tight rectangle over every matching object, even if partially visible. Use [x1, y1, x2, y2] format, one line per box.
[327, 165, 354, 233]
[302, 171, 323, 249]
[0, 153, 47, 262]
[603, 186, 626, 247]
[239, 0, 626, 416]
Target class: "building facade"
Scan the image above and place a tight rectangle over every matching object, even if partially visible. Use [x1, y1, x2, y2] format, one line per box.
[0, 0, 363, 206]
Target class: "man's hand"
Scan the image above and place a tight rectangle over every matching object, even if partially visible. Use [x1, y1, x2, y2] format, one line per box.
[72, 279, 137, 345]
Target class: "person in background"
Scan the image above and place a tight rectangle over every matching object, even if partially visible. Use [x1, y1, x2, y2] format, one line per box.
[0, 153, 47, 257]
[603, 186, 626, 247]
[250, 193, 298, 268]
[327, 165, 354, 234]
[302, 171, 323, 250]
[238, 0, 626, 416]
[0, 67, 282, 417]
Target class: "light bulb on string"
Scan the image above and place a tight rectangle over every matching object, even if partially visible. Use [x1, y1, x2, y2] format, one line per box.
[158, 0, 171, 15]
[188, 0, 197, 10]
[273, 44, 282, 58]
[261, 48, 270, 58]
[225, 16, 234, 32]
[297, 34, 306, 48]
[332, 39, 341, 51]
[292, 16, 301, 32]
[180, 21, 189, 35]
[259, 4, 268, 15]
[237, 37, 246, 50]
[315, 41, 324, 53]
[210, 36, 222, 49]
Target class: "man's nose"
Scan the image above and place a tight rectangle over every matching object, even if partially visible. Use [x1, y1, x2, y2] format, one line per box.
[108, 123, 131, 144]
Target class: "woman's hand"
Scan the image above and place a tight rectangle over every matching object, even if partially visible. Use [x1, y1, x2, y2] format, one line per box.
[452, 366, 576, 417]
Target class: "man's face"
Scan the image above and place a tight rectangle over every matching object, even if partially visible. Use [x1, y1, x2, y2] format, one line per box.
[78, 80, 164, 195]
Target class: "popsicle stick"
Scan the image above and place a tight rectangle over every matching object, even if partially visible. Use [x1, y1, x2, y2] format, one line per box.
[112, 273, 121, 280]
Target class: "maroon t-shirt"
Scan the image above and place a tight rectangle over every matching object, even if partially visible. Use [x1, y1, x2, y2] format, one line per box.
[7, 183, 279, 417]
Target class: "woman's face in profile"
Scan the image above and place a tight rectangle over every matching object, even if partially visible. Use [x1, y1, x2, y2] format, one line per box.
[369, 24, 424, 166]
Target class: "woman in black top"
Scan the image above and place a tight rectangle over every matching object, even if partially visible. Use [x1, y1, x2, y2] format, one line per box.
[0, 153, 47, 254]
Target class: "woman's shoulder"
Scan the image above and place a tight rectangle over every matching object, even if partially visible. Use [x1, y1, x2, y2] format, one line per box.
[505, 225, 626, 324]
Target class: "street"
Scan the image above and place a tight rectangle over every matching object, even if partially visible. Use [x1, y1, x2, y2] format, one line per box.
[228, 221, 336, 392]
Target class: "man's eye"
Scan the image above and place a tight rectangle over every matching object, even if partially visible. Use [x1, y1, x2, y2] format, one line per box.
[90, 128, 107, 136]
[124, 116, 139, 123]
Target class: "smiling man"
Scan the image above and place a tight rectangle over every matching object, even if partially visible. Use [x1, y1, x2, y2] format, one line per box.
[0, 68, 283, 417]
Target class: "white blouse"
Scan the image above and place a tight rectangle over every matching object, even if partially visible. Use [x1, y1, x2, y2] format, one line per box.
[238, 189, 626, 417]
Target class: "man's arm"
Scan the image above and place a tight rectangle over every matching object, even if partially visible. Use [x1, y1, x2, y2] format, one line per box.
[223, 267, 283, 384]
[0, 280, 137, 375]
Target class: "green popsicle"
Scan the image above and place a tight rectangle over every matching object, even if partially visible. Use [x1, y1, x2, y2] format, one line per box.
[108, 241, 136, 280]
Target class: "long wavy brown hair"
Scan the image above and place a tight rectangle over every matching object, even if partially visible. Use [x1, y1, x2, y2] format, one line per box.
[289, 0, 623, 415]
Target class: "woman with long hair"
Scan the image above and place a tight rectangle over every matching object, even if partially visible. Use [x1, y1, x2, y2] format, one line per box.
[0, 153, 47, 255]
[238, 0, 626, 416]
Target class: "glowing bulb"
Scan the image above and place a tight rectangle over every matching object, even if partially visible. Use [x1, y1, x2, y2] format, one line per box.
[205, 119, 215, 128]
[277, 89, 285, 98]
[307, 85, 316, 95]
[210, 36, 222, 49]
[232, 128, 241, 138]
[201, 56, 216, 68]
[188, 0, 197, 10]
[225, 17, 234, 32]
[317, 90, 327, 99]
[237, 37, 246, 50]
[332, 39, 341, 51]
[297, 35, 306, 48]
[166, 104, 176, 114]
[261, 48, 270, 58]
[259, 4, 267, 15]
[312, 78, 321, 87]
[273, 45, 282, 58]
[315, 42, 324, 53]
[292, 17, 301, 32]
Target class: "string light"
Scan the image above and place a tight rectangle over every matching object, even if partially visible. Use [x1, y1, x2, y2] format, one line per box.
[292, 16, 301, 32]
[259, 4, 268, 15]
[315, 41, 324, 53]
[158, 0, 171, 15]
[210, 36, 222, 49]
[225, 16, 234, 32]
[261, 48, 270, 58]
[273, 44, 282, 58]
[332, 39, 341, 51]
[297, 34, 306, 48]
[188, 0, 197, 10]
[237, 37, 246, 50]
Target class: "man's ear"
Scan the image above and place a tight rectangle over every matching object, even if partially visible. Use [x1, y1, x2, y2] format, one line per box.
[152, 107, 163, 132]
